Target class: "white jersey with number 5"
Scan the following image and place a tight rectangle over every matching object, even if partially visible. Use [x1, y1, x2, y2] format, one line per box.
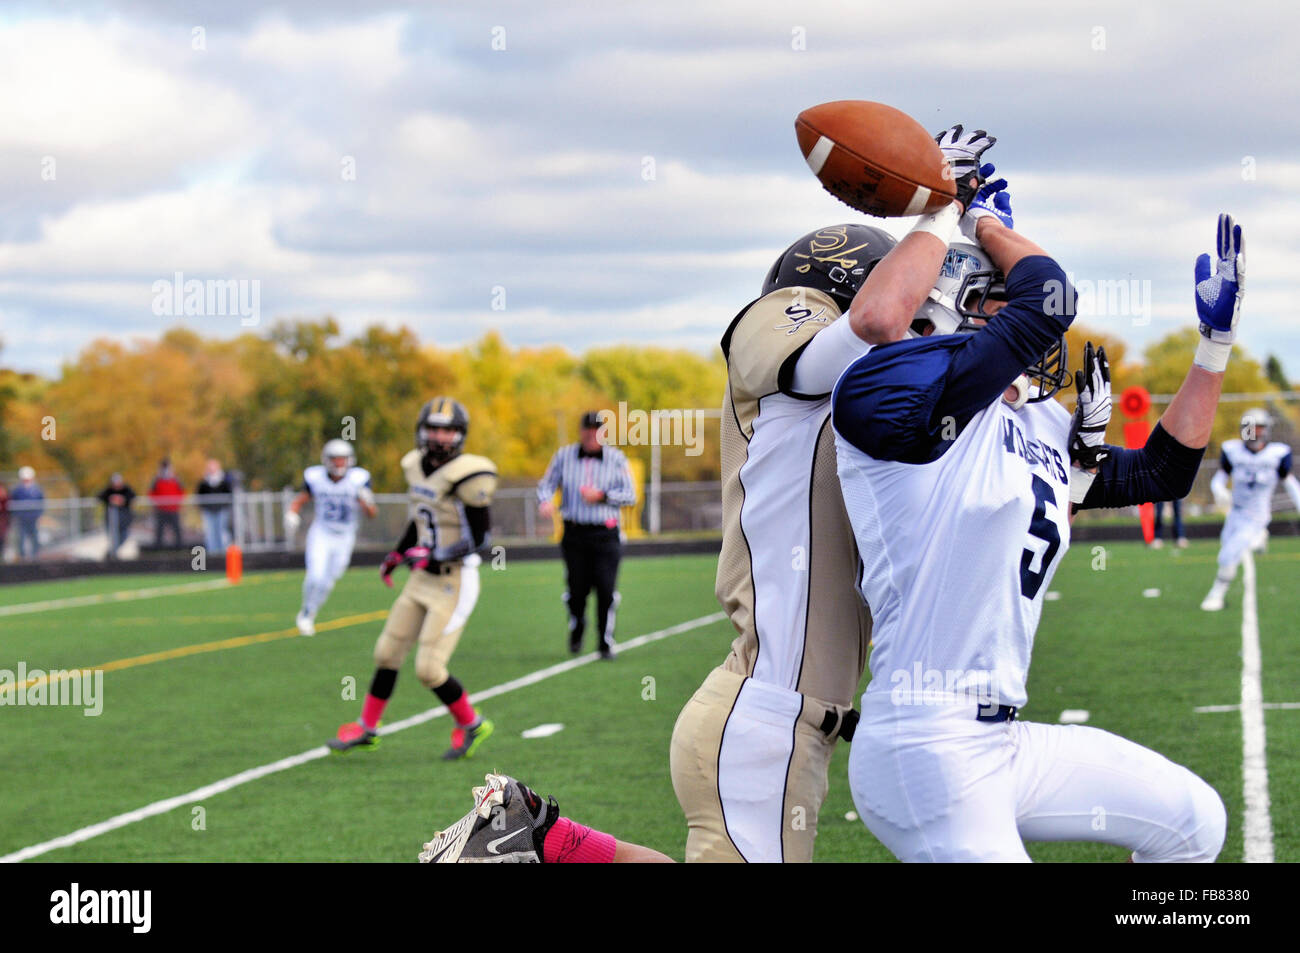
[835, 398, 1072, 710]
[303, 465, 372, 536]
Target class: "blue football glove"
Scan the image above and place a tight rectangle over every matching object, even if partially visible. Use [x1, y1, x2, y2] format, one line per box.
[1195, 213, 1245, 344]
[961, 165, 1012, 239]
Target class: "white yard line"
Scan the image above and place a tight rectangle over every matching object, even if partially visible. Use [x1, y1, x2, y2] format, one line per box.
[1239, 552, 1274, 864]
[0, 578, 234, 618]
[1193, 703, 1300, 714]
[0, 611, 726, 863]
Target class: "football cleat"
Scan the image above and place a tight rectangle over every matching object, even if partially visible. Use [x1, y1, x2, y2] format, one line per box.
[296, 611, 316, 637]
[328, 721, 380, 753]
[1200, 591, 1225, 612]
[441, 718, 494, 761]
[418, 773, 559, 863]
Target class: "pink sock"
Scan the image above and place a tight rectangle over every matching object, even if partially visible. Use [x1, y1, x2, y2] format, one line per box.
[543, 817, 617, 864]
[448, 693, 477, 727]
[360, 694, 387, 730]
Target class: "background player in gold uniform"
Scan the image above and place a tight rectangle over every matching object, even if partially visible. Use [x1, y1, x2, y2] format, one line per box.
[328, 398, 497, 761]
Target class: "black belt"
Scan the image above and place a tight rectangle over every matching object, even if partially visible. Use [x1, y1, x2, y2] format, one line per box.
[421, 562, 456, 576]
[820, 708, 859, 742]
[976, 704, 1018, 723]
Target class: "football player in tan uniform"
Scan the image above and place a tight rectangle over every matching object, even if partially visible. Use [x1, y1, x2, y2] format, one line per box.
[328, 397, 497, 761]
[669, 129, 998, 862]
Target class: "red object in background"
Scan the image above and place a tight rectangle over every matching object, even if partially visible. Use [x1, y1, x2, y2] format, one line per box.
[1119, 387, 1154, 542]
[226, 544, 243, 584]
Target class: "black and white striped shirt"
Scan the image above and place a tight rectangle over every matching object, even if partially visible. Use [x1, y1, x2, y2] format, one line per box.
[537, 443, 637, 526]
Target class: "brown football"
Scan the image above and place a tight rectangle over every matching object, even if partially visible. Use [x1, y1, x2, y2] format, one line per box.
[795, 101, 955, 218]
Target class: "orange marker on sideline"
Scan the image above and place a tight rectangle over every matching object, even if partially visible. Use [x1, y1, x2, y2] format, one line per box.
[225, 544, 243, 584]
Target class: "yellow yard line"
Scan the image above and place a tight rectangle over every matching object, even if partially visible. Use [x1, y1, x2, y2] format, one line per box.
[0, 609, 387, 696]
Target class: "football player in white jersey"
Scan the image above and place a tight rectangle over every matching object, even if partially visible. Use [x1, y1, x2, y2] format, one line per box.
[831, 196, 1244, 861]
[284, 439, 377, 636]
[1201, 408, 1300, 610]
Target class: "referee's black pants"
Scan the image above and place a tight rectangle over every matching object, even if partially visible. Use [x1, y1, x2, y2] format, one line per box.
[560, 521, 622, 654]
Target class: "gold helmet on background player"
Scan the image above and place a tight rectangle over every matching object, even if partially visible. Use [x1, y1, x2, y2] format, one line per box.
[417, 397, 469, 466]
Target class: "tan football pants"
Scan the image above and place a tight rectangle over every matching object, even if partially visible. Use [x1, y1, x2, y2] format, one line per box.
[670, 666, 847, 863]
[374, 564, 480, 689]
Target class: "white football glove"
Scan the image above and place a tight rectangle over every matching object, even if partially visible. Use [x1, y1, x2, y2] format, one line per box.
[283, 509, 301, 536]
[934, 123, 997, 210]
[1068, 342, 1112, 505]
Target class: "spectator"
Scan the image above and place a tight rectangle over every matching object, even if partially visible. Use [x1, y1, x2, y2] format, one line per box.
[11, 466, 44, 561]
[98, 473, 136, 560]
[196, 458, 233, 554]
[0, 479, 9, 561]
[149, 458, 185, 549]
[1151, 498, 1188, 549]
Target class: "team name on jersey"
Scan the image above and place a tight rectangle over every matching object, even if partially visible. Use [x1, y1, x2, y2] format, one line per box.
[1001, 418, 1068, 485]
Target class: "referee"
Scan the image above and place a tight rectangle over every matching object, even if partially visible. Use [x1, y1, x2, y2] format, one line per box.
[537, 411, 637, 659]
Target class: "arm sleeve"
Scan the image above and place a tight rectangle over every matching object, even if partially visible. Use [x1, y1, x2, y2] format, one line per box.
[602, 454, 638, 507]
[1283, 473, 1300, 512]
[789, 315, 873, 396]
[1220, 448, 1234, 474]
[1210, 468, 1230, 501]
[1279, 449, 1293, 480]
[433, 506, 491, 562]
[537, 450, 563, 503]
[392, 520, 418, 553]
[833, 256, 1074, 464]
[1077, 423, 1206, 510]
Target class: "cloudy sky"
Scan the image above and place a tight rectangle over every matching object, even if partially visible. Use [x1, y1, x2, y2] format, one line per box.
[1, 0, 1297, 378]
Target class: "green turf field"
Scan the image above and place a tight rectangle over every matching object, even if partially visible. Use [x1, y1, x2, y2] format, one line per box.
[0, 540, 1295, 862]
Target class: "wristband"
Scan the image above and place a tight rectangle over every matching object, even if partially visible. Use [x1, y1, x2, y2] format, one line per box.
[1069, 467, 1097, 506]
[1194, 337, 1231, 373]
[909, 202, 960, 245]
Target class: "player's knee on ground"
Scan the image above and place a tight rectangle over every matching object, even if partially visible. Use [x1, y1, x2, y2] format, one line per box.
[1134, 773, 1226, 863]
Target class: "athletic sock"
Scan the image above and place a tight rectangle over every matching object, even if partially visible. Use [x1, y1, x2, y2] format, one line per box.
[447, 693, 477, 727]
[542, 817, 617, 864]
[360, 693, 387, 731]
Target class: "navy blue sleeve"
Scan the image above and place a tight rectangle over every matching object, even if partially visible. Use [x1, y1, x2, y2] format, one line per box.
[1219, 448, 1233, 474]
[832, 255, 1074, 464]
[1078, 423, 1205, 510]
[1280, 450, 1293, 480]
[936, 256, 1073, 419]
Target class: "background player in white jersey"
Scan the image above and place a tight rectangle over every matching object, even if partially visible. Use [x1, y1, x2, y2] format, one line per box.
[284, 439, 377, 636]
[1201, 408, 1300, 610]
[327, 398, 496, 761]
[832, 187, 1242, 861]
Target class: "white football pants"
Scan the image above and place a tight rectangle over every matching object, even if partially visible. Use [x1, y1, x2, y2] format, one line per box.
[302, 526, 356, 615]
[848, 693, 1226, 863]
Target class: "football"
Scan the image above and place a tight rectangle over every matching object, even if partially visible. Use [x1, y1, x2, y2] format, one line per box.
[795, 100, 956, 218]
